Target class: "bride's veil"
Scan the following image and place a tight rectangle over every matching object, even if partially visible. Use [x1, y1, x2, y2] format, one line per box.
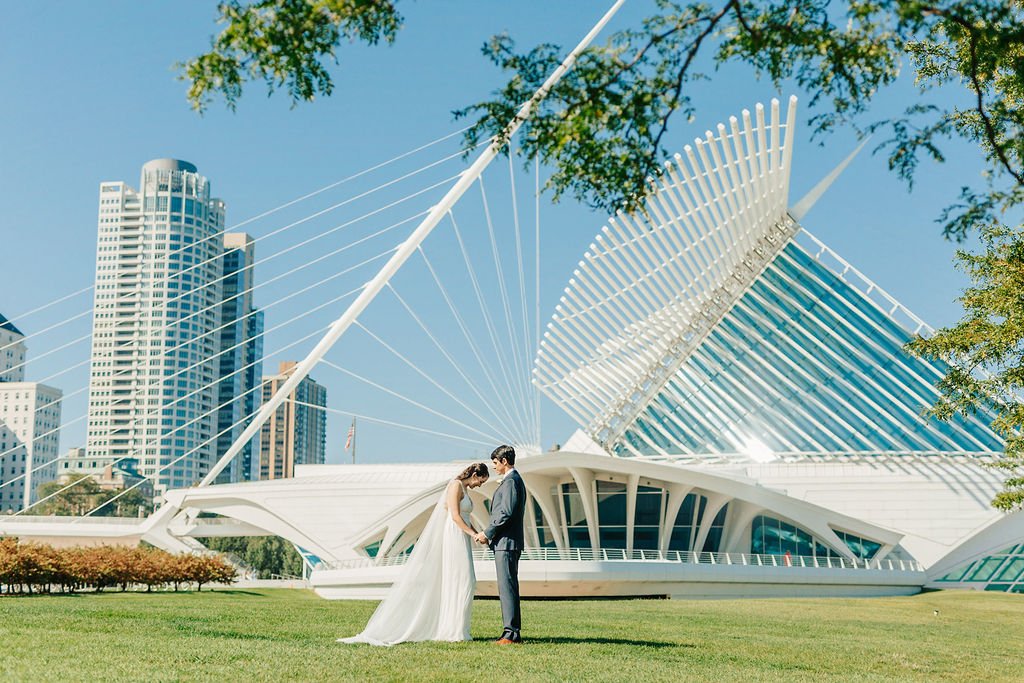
[339, 479, 455, 645]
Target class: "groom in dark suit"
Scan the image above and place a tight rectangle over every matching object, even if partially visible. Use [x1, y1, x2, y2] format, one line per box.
[475, 444, 526, 644]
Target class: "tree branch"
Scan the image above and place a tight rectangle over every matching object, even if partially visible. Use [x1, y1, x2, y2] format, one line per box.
[651, 2, 737, 157]
[921, 5, 1024, 185]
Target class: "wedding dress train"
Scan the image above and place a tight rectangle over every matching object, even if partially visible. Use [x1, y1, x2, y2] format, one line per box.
[338, 481, 476, 645]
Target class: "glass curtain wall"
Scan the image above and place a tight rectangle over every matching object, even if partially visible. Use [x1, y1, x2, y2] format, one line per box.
[750, 516, 881, 560]
[702, 506, 728, 552]
[834, 529, 881, 559]
[529, 495, 558, 548]
[669, 494, 706, 551]
[936, 544, 1024, 592]
[557, 481, 729, 552]
[596, 481, 627, 549]
[561, 483, 591, 548]
[634, 485, 663, 550]
[614, 241, 1003, 458]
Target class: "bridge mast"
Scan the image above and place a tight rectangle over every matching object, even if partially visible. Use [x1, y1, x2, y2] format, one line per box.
[146, 0, 626, 533]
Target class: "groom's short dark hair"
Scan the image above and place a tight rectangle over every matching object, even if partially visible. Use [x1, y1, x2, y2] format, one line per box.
[491, 444, 516, 466]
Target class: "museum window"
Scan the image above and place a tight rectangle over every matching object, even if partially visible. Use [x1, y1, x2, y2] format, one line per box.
[832, 529, 882, 560]
[751, 515, 814, 557]
[633, 485, 663, 550]
[560, 482, 591, 548]
[529, 495, 557, 548]
[750, 515, 853, 560]
[596, 480, 627, 549]
[668, 493, 706, 552]
[701, 505, 728, 552]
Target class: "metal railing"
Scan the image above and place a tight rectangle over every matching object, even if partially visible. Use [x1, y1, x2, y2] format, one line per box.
[631, 451, 999, 465]
[321, 547, 923, 572]
[795, 229, 934, 337]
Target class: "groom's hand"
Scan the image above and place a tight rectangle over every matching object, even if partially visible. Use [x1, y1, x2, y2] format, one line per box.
[474, 532, 488, 544]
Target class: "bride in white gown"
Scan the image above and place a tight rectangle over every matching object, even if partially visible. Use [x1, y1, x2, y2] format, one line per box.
[338, 463, 489, 645]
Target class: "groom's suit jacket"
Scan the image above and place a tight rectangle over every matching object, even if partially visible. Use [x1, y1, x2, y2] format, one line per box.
[485, 469, 526, 551]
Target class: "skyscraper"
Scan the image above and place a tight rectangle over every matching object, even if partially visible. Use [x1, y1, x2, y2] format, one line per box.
[86, 159, 226, 498]
[214, 233, 264, 483]
[0, 315, 63, 511]
[259, 361, 327, 479]
[0, 314, 26, 383]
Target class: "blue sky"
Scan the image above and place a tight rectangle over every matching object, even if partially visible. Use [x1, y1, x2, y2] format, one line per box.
[0, 1, 987, 465]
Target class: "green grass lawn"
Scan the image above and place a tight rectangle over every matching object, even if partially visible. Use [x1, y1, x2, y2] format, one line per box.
[1, 589, 1021, 682]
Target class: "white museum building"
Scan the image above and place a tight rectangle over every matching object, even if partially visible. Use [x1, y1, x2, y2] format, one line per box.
[4, 97, 1022, 599]
[136, 99, 1024, 599]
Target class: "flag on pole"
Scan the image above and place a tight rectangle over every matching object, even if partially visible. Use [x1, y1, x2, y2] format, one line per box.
[345, 418, 356, 451]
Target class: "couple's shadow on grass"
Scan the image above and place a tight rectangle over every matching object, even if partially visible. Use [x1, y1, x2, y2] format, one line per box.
[521, 636, 687, 648]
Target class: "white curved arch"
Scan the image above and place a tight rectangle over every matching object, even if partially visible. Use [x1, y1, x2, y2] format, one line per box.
[340, 452, 901, 564]
[926, 510, 1024, 585]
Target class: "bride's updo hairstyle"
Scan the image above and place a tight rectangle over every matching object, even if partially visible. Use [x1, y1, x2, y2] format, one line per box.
[456, 463, 489, 482]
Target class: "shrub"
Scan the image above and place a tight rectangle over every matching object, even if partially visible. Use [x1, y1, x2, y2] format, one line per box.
[0, 539, 237, 594]
[176, 553, 238, 592]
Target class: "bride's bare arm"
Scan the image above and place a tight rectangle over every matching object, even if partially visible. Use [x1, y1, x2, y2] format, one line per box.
[446, 480, 477, 537]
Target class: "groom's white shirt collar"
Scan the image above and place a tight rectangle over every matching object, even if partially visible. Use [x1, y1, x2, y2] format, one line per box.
[497, 467, 515, 484]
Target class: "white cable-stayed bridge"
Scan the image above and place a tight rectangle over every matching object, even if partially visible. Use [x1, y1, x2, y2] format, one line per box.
[1, 132, 548, 510]
[0, 1, 625, 546]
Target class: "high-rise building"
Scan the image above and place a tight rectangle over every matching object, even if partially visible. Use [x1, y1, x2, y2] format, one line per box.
[86, 159, 227, 498]
[259, 361, 327, 479]
[0, 314, 63, 511]
[0, 314, 26, 382]
[214, 233, 264, 483]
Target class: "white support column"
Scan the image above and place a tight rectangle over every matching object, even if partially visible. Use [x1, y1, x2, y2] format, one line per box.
[185, 0, 626, 492]
[523, 474, 567, 551]
[872, 542, 896, 563]
[780, 95, 798, 202]
[693, 493, 730, 553]
[568, 467, 599, 551]
[804, 522, 859, 562]
[659, 483, 694, 553]
[524, 496, 541, 548]
[720, 499, 761, 554]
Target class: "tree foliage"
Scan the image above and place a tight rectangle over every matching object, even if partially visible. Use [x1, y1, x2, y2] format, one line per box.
[0, 539, 237, 594]
[182, 1, 1024, 508]
[182, 0, 402, 113]
[34, 474, 151, 518]
[907, 225, 1024, 510]
[182, 1, 1021, 218]
[199, 535, 304, 578]
[457, 0, 912, 213]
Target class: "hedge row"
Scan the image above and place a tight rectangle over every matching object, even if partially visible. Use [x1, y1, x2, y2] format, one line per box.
[0, 538, 237, 594]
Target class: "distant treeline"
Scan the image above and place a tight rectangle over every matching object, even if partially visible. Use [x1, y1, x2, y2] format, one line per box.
[0, 538, 236, 594]
[198, 536, 304, 579]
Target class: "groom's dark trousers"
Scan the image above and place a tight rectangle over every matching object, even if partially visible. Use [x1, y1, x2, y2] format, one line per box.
[485, 469, 527, 641]
[494, 549, 521, 638]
